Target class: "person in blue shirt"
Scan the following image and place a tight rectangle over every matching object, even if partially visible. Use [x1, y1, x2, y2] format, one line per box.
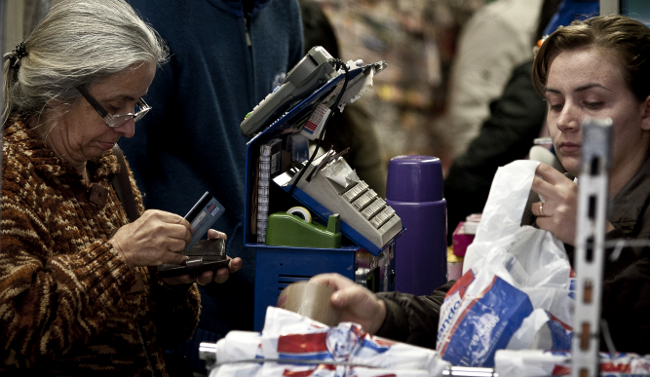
[121, 0, 304, 374]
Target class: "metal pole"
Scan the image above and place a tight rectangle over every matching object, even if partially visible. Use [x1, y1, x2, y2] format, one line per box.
[442, 366, 497, 376]
[572, 118, 612, 377]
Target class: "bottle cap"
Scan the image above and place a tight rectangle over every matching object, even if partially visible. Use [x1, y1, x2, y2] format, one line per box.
[386, 155, 443, 202]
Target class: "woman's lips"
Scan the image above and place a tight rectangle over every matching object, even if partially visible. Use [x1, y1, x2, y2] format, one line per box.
[99, 141, 116, 150]
[558, 142, 581, 154]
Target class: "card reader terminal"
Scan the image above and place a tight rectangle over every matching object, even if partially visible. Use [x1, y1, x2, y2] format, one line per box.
[273, 154, 403, 252]
[240, 46, 338, 137]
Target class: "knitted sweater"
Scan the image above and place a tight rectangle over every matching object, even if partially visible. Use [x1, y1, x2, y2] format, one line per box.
[0, 120, 201, 376]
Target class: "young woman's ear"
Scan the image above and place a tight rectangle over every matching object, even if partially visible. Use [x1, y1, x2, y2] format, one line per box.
[641, 94, 650, 131]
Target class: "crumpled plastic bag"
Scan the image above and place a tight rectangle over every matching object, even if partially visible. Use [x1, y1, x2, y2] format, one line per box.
[462, 160, 571, 291]
[506, 309, 572, 351]
[209, 306, 450, 377]
[436, 160, 574, 367]
[436, 269, 534, 367]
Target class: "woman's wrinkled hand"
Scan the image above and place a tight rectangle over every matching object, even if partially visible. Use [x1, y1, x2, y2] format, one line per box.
[161, 229, 243, 286]
[309, 273, 386, 334]
[109, 209, 192, 268]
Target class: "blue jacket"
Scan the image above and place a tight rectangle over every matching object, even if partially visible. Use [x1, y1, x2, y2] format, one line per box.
[121, 0, 303, 358]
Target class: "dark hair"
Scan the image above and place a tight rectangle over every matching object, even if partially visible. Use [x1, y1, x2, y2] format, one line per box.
[532, 15, 650, 102]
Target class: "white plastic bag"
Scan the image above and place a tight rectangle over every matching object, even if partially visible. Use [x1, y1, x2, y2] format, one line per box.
[506, 309, 572, 351]
[260, 307, 450, 377]
[463, 160, 573, 323]
[463, 160, 571, 291]
[436, 269, 535, 367]
[436, 161, 574, 367]
[210, 307, 451, 377]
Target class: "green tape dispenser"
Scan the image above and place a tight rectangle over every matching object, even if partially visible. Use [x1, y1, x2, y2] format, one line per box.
[265, 206, 342, 249]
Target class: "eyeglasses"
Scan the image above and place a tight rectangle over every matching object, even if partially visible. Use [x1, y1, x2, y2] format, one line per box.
[77, 85, 151, 128]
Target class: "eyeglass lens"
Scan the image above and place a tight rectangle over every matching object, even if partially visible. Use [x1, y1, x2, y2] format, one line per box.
[109, 100, 150, 127]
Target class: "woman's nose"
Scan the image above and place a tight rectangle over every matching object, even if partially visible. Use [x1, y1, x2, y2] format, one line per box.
[114, 118, 136, 138]
[556, 103, 580, 131]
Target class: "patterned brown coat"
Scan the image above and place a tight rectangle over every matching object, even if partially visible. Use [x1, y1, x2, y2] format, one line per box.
[0, 120, 201, 375]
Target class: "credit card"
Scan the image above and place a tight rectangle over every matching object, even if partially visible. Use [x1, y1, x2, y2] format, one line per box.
[184, 191, 225, 251]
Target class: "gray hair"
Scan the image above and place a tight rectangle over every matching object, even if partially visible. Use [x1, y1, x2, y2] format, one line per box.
[2, 0, 169, 127]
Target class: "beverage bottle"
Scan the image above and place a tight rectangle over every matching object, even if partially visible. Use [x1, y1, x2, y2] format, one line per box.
[386, 156, 447, 295]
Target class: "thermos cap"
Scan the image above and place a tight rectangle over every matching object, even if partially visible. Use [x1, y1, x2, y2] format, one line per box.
[386, 155, 444, 202]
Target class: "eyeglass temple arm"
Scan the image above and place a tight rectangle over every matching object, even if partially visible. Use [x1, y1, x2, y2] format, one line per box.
[77, 85, 109, 118]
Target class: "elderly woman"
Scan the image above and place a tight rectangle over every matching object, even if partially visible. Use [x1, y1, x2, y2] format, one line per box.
[311, 14, 650, 355]
[0, 0, 241, 374]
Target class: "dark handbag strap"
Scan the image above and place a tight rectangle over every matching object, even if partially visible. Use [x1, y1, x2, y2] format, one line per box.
[111, 144, 140, 222]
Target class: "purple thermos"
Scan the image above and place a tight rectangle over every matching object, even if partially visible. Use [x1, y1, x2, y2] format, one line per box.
[386, 155, 447, 295]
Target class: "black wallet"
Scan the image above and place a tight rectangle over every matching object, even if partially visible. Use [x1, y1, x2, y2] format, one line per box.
[158, 239, 229, 278]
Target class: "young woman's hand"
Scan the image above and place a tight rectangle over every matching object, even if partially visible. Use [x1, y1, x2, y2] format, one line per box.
[309, 273, 386, 334]
[530, 163, 613, 245]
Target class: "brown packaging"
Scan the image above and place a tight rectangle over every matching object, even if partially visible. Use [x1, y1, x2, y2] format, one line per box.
[276, 281, 341, 327]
